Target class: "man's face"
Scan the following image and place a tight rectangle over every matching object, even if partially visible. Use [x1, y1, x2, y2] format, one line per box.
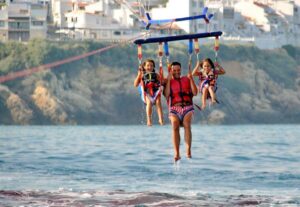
[171, 65, 181, 79]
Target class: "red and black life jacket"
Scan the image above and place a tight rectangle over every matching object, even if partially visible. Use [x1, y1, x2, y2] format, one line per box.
[170, 76, 193, 106]
[142, 72, 160, 97]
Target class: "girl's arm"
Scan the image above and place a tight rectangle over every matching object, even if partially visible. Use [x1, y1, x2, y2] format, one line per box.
[133, 69, 143, 87]
[215, 62, 226, 75]
[192, 61, 201, 76]
[188, 69, 198, 96]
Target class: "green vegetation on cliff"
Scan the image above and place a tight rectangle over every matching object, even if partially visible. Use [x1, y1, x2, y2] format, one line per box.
[0, 39, 299, 125]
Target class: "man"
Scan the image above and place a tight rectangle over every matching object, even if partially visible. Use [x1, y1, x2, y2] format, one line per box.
[164, 62, 198, 162]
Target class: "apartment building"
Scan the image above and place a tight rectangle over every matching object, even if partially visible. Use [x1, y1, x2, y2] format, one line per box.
[150, 0, 300, 48]
[0, 0, 47, 41]
[59, 0, 139, 40]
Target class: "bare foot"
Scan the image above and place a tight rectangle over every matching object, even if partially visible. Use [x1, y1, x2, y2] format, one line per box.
[211, 99, 217, 105]
[159, 119, 164, 125]
[147, 116, 152, 126]
[174, 156, 181, 162]
[186, 149, 192, 159]
[201, 104, 206, 110]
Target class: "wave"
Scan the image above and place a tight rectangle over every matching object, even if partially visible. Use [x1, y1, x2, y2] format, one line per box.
[1, 189, 299, 206]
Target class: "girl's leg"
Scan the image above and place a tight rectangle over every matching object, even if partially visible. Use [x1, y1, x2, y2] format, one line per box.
[202, 88, 208, 110]
[146, 97, 152, 126]
[208, 86, 216, 104]
[156, 97, 164, 125]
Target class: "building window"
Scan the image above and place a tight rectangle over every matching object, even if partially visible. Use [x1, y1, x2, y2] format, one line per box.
[32, 21, 43, 26]
[19, 9, 28, 14]
[114, 31, 121, 35]
[8, 22, 29, 29]
[71, 17, 77, 22]
[0, 21, 5, 27]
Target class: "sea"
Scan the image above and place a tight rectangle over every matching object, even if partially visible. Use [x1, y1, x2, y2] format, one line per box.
[0, 125, 300, 207]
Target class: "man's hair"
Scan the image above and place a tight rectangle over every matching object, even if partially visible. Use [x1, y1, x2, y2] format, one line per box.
[171, 61, 181, 68]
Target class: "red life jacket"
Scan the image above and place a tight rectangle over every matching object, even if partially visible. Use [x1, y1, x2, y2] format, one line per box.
[170, 76, 193, 106]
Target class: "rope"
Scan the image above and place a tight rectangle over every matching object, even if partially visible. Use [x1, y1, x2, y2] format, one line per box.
[194, 38, 200, 61]
[188, 39, 193, 72]
[214, 36, 219, 63]
[0, 33, 148, 84]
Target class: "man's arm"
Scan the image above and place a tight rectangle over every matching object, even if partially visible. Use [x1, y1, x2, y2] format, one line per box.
[164, 71, 172, 99]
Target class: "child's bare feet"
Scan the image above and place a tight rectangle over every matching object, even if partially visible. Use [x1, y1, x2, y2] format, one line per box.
[201, 104, 206, 110]
[186, 149, 192, 159]
[147, 116, 152, 126]
[159, 119, 164, 125]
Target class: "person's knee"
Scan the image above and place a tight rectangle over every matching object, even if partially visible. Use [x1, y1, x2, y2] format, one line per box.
[171, 120, 180, 130]
[156, 99, 161, 107]
[183, 121, 191, 129]
[182, 114, 193, 128]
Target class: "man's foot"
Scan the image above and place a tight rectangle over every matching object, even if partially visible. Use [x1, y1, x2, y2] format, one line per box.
[211, 99, 217, 105]
[174, 156, 181, 162]
[186, 154, 192, 159]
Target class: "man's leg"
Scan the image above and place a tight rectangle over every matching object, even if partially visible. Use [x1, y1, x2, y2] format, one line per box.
[169, 115, 181, 161]
[182, 112, 193, 158]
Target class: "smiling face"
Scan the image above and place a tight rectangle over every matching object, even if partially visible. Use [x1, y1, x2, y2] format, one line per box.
[171, 64, 181, 79]
[202, 60, 212, 72]
[144, 61, 155, 73]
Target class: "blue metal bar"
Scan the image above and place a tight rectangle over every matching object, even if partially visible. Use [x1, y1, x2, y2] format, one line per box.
[144, 7, 213, 30]
[164, 42, 169, 56]
[188, 39, 193, 54]
[148, 14, 208, 25]
[134, 31, 222, 45]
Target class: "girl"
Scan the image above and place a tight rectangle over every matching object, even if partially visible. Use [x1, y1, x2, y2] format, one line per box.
[192, 58, 225, 110]
[134, 59, 164, 126]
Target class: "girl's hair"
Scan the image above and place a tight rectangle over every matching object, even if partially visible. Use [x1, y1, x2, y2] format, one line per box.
[200, 58, 215, 70]
[142, 59, 155, 72]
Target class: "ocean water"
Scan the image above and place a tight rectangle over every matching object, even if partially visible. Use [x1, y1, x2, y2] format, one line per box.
[0, 125, 300, 206]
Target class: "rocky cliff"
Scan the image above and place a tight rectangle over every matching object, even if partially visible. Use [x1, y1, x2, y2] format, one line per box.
[0, 40, 299, 125]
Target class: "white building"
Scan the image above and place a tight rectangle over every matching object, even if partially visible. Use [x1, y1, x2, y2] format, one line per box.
[151, 0, 205, 33]
[47, 0, 300, 46]
[0, 0, 48, 41]
[148, 0, 300, 48]
[60, 0, 139, 40]
[51, 0, 73, 28]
